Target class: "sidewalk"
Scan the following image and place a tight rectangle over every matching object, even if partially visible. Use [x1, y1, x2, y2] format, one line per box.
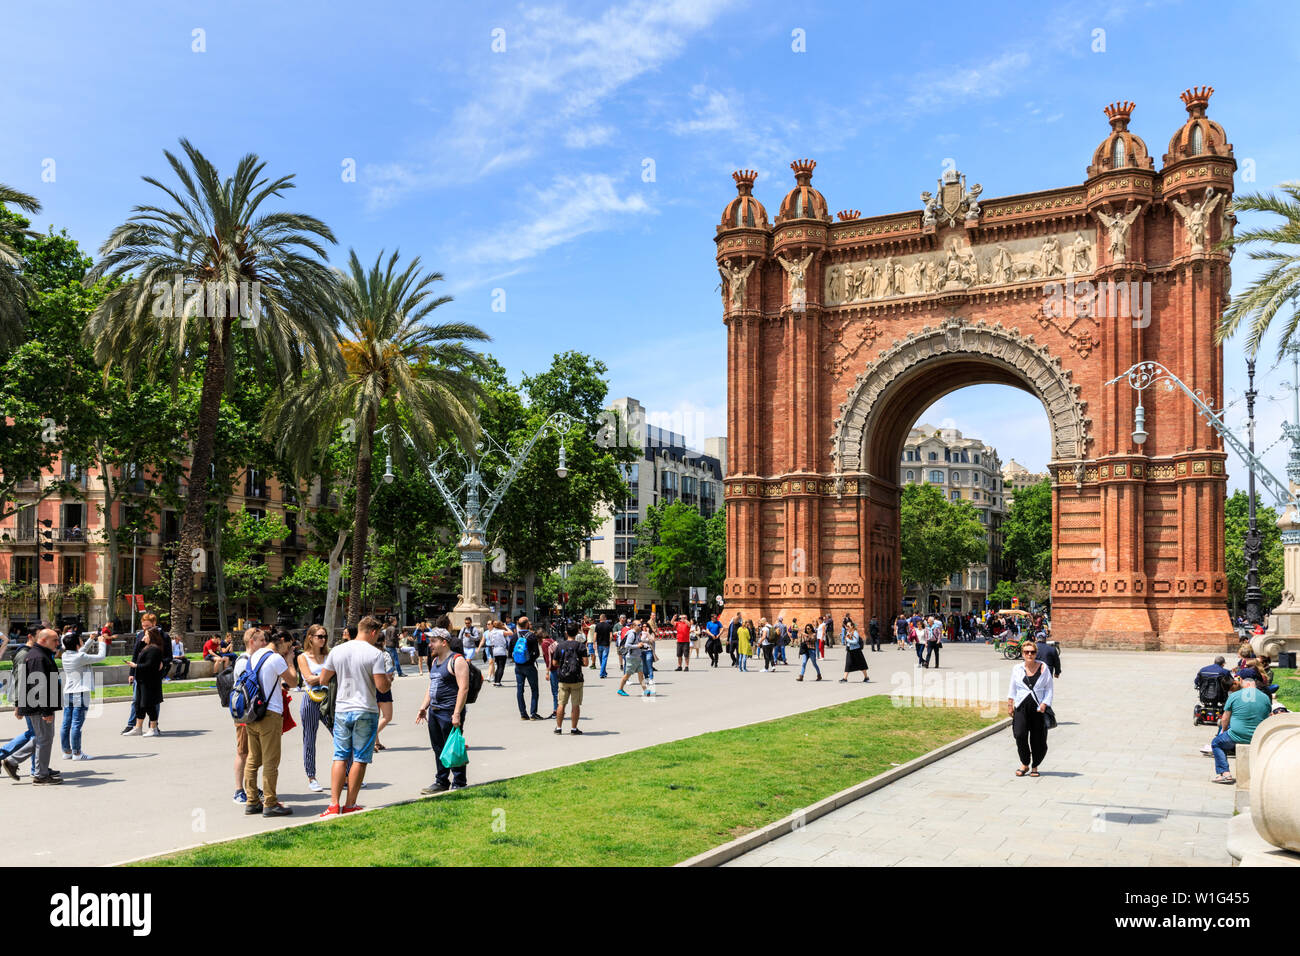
[725, 646, 1234, 866]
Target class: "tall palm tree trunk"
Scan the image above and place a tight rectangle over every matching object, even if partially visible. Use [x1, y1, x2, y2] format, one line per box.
[346, 410, 377, 626]
[171, 321, 228, 641]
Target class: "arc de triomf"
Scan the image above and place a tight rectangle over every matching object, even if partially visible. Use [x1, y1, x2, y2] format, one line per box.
[718, 88, 1236, 650]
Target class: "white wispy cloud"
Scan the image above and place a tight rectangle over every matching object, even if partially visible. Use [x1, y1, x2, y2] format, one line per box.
[364, 0, 737, 208]
[459, 172, 653, 265]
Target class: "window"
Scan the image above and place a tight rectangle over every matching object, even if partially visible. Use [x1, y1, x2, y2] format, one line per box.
[951, 490, 961, 501]
[614, 562, 627, 583]
[973, 453, 980, 465]
[246, 467, 267, 499]
[951, 572, 963, 589]
[1113, 137, 1126, 167]
[951, 471, 961, 484]
[12, 556, 36, 584]
[973, 491, 980, 501]
[615, 513, 638, 535]
[960, 450, 969, 463]
[615, 538, 631, 560]
[906, 470, 914, 482]
[944, 449, 951, 462]
[61, 556, 84, 586]
[928, 452, 937, 461]
[1190, 125, 1204, 155]
[928, 470, 944, 483]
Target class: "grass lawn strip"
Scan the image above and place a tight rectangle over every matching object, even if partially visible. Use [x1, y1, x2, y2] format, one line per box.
[143, 695, 994, 867]
[0, 653, 204, 671]
[1275, 667, 1298, 711]
[100, 679, 215, 699]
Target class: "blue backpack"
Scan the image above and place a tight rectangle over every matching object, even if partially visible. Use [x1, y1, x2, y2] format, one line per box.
[512, 633, 530, 665]
[228, 651, 272, 723]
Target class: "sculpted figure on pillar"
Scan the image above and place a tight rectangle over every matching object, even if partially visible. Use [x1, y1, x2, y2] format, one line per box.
[1171, 187, 1225, 254]
[719, 258, 756, 311]
[1095, 204, 1143, 262]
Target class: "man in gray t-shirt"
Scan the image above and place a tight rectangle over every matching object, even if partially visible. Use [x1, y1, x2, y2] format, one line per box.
[318, 616, 391, 814]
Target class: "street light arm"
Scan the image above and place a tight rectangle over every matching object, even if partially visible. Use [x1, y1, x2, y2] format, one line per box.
[479, 411, 574, 529]
[1106, 361, 1296, 507]
[374, 424, 470, 535]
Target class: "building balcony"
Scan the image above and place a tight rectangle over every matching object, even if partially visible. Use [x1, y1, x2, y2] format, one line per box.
[13, 479, 40, 493]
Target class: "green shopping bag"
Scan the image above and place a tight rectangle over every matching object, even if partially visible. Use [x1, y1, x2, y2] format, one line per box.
[440, 727, 468, 768]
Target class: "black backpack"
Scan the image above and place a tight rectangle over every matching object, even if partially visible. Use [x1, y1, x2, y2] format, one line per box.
[216, 655, 241, 707]
[556, 642, 584, 683]
[455, 653, 484, 704]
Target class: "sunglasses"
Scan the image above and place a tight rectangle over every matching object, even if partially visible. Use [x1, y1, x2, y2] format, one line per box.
[1023, 650, 1037, 656]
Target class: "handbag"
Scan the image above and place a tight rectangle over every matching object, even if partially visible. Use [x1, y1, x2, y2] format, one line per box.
[1027, 675, 1058, 729]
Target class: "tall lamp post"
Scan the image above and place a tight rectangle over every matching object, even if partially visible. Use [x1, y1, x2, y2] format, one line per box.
[1243, 357, 1264, 626]
[378, 412, 574, 626]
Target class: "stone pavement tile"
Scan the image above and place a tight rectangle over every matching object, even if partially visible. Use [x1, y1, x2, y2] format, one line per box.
[817, 848, 908, 867]
[895, 855, 954, 867]
[725, 852, 774, 867]
[751, 839, 833, 862]
[948, 845, 1008, 864]
[760, 856, 830, 867]
[1004, 850, 1031, 865]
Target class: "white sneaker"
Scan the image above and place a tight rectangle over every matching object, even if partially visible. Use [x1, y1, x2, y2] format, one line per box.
[74, 753, 92, 760]
[62, 752, 73, 760]
[1201, 744, 1213, 756]
[123, 727, 142, 736]
[307, 778, 324, 792]
[142, 729, 158, 738]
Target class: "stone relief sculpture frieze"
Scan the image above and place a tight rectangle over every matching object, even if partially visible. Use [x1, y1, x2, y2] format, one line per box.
[823, 228, 1097, 306]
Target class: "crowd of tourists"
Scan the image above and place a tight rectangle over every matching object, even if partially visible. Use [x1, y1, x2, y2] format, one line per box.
[1195, 642, 1289, 785]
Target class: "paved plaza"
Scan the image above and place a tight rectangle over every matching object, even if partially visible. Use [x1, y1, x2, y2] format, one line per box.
[1, 642, 1235, 867]
[727, 645, 1235, 867]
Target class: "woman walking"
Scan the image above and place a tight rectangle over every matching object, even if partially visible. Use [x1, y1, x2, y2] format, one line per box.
[737, 619, 753, 672]
[60, 631, 108, 760]
[759, 619, 776, 673]
[297, 625, 330, 792]
[414, 621, 431, 676]
[705, 625, 722, 667]
[486, 619, 510, 686]
[1008, 640, 1054, 776]
[125, 627, 167, 736]
[796, 623, 822, 681]
[839, 621, 869, 683]
[375, 620, 407, 751]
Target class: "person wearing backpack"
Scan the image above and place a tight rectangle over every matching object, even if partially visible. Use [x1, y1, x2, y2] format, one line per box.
[511, 617, 542, 721]
[231, 627, 299, 817]
[553, 620, 588, 735]
[416, 628, 472, 793]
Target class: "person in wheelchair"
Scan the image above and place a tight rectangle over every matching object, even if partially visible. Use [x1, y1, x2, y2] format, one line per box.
[1193, 655, 1233, 726]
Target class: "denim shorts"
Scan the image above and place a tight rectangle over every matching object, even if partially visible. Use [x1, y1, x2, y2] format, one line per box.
[332, 710, 379, 764]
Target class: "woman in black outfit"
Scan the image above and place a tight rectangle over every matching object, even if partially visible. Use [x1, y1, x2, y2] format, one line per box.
[1007, 639, 1054, 776]
[704, 628, 722, 667]
[127, 627, 167, 737]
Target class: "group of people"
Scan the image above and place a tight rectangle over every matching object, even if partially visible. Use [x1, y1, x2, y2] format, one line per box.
[1196, 643, 1288, 784]
[726, 613, 871, 682]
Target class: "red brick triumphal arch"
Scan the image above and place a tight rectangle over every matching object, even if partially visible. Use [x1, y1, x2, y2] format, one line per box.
[718, 89, 1237, 650]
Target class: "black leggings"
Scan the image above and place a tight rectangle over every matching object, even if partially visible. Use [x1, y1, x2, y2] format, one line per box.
[762, 645, 774, 668]
[727, 645, 738, 665]
[1013, 697, 1048, 768]
[707, 649, 720, 666]
[493, 656, 507, 684]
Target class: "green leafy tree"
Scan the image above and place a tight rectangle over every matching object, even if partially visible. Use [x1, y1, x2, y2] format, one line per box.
[84, 140, 340, 643]
[220, 508, 290, 622]
[631, 500, 710, 610]
[899, 483, 987, 610]
[553, 560, 614, 615]
[1001, 477, 1052, 586]
[1225, 490, 1284, 614]
[274, 555, 331, 621]
[705, 509, 726, 599]
[486, 352, 631, 617]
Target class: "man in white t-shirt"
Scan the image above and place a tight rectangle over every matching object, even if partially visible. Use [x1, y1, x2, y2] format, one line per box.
[233, 628, 298, 817]
[317, 615, 390, 816]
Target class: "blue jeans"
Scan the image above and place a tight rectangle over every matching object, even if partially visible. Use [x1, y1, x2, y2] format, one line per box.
[61, 692, 88, 753]
[915, 641, 926, 664]
[387, 646, 405, 677]
[597, 645, 610, 678]
[548, 668, 559, 711]
[515, 662, 539, 717]
[1211, 731, 1237, 776]
[739, 652, 748, 671]
[642, 650, 654, 681]
[799, 651, 821, 678]
[776, 644, 787, 664]
[122, 682, 161, 729]
[332, 710, 379, 764]
[0, 727, 34, 761]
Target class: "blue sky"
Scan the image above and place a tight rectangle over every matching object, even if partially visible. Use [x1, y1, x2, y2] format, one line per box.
[5, 0, 1300, 493]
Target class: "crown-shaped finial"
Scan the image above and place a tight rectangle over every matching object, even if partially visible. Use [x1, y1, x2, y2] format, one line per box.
[732, 169, 758, 195]
[791, 158, 816, 185]
[1103, 101, 1135, 129]
[837, 210, 860, 221]
[1180, 86, 1213, 115]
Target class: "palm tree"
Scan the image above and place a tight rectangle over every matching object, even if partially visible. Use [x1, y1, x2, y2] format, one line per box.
[266, 249, 490, 627]
[85, 140, 339, 642]
[1216, 183, 1300, 356]
[0, 182, 42, 350]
